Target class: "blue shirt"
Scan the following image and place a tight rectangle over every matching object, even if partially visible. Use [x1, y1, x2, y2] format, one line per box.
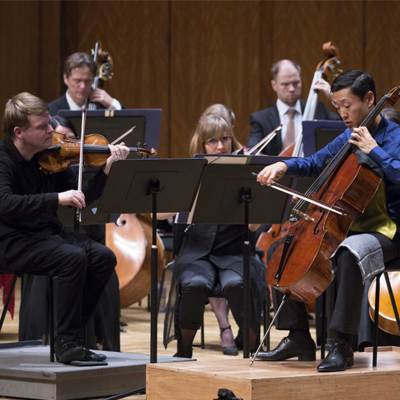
[284, 117, 400, 227]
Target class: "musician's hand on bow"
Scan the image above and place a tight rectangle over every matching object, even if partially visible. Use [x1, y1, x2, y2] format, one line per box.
[314, 78, 332, 101]
[349, 126, 378, 154]
[59, 190, 86, 209]
[89, 88, 114, 108]
[103, 142, 130, 175]
[257, 161, 288, 186]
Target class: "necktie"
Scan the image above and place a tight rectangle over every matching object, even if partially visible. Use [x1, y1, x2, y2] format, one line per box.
[284, 109, 296, 149]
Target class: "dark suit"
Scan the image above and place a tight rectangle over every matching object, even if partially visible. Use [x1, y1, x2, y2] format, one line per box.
[247, 100, 340, 155]
[48, 93, 107, 116]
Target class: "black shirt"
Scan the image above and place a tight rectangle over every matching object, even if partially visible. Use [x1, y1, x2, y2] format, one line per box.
[0, 138, 108, 272]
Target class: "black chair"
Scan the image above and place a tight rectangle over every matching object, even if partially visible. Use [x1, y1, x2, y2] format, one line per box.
[157, 222, 270, 351]
[0, 274, 56, 362]
[321, 258, 400, 367]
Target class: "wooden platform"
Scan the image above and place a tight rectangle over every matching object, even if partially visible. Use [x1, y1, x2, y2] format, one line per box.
[0, 342, 192, 400]
[147, 347, 400, 400]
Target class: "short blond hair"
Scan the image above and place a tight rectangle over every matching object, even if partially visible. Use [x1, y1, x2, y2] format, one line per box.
[202, 104, 235, 127]
[3, 92, 49, 140]
[188, 114, 241, 157]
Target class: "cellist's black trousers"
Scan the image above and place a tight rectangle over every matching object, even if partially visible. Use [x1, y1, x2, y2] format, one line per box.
[269, 232, 400, 335]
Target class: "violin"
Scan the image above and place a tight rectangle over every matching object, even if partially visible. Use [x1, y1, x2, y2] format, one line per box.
[266, 86, 400, 303]
[37, 131, 157, 173]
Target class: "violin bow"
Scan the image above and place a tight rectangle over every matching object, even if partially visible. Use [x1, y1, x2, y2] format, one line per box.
[245, 125, 282, 156]
[76, 108, 87, 225]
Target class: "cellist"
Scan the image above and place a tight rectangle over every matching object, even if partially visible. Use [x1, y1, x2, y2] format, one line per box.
[255, 70, 400, 372]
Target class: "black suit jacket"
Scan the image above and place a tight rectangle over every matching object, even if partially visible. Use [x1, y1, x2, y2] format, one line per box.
[48, 93, 108, 116]
[247, 100, 340, 155]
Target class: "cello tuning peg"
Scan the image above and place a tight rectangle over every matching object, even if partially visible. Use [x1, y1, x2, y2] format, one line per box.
[136, 142, 141, 147]
[143, 143, 148, 149]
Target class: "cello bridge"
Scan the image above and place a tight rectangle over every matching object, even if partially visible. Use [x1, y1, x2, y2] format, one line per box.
[292, 209, 315, 222]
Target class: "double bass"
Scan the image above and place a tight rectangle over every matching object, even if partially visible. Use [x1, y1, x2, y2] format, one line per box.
[266, 85, 400, 303]
[256, 41, 343, 262]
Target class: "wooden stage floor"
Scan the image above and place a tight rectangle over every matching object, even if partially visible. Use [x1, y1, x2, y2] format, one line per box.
[2, 278, 400, 399]
[147, 349, 400, 400]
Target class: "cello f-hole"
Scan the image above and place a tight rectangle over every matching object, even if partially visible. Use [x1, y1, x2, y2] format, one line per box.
[314, 209, 325, 234]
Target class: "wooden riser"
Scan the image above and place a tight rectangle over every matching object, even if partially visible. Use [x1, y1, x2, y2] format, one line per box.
[147, 348, 400, 400]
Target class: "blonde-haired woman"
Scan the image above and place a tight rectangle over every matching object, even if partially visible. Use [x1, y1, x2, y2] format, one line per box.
[163, 113, 265, 358]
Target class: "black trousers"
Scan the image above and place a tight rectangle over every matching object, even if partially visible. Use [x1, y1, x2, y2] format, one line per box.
[179, 260, 252, 332]
[16, 233, 116, 342]
[269, 231, 400, 335]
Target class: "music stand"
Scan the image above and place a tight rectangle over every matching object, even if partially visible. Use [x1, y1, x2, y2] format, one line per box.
[59, 109, 162, 154]
[302, 120, 346, 157]
[96, 158, 207, 363]
[189, 157, 293, 358]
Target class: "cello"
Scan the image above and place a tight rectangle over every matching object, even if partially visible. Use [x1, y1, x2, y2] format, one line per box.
[266, 85, 400, 303]
[256, 41, 343, 263]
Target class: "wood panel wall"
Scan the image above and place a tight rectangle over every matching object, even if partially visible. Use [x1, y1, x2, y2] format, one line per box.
[1, 0, 399, 157]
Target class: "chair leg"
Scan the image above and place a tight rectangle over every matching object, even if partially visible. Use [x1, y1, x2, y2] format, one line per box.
[0, 275, 18, 333]
[49, 276, 55, 362]
[321, 291, 327, 359]
[200, 314, 205, 349]
[372, 273, 381, 367]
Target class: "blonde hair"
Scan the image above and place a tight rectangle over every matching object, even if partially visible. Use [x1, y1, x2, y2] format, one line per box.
[202, 104, 235, 127]
[3, 92, 49, 140]
[188, 114, 241, 157]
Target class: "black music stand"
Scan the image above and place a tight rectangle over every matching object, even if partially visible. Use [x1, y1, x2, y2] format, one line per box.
[188, 158, 293, 358]
[302, 120, 346, 157]
[59, 109, 162, 155]
[96, 158, 207, 364]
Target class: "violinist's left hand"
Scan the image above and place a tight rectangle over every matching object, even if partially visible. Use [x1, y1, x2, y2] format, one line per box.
[349, 126, 378, 154]
[103, 142, 130, 175]
[89, 88, 114, 108]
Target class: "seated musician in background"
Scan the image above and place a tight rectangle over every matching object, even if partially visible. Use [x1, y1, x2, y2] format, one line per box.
[19, 115, 121, 352]
[162, 114, 266, 358]
[0, 92, 129, 363]
[255, 70, 400, 372]
[247, 59, 340, 155]
[200, 104, 239, 355]
[48, 52, 122, 115]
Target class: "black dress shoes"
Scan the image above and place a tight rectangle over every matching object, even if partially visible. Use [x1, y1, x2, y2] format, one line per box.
[55, 340, 86, 364]
[254, 337, 316, 361]
[317, 341, 354, 372]
[83, 347, 107, 362]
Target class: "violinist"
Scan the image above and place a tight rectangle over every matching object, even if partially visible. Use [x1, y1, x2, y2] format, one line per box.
[19, 115, 121, 352]
[0, 92, 129, 363]
[163, 114, 266, 358]
[255, 70, 400, 372]
[247, 59, 340, 155]
[48, 52, 122, 115]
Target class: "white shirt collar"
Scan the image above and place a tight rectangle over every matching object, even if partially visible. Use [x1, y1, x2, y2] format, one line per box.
[276, 98, 302, 117]
[66, 91, 85, 110]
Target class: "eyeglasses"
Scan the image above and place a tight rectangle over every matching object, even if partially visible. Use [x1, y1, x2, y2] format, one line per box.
[204, 136, 232, 146]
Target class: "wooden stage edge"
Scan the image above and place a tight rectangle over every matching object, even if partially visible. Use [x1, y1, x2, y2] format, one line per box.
[147, 347, 400, 400]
